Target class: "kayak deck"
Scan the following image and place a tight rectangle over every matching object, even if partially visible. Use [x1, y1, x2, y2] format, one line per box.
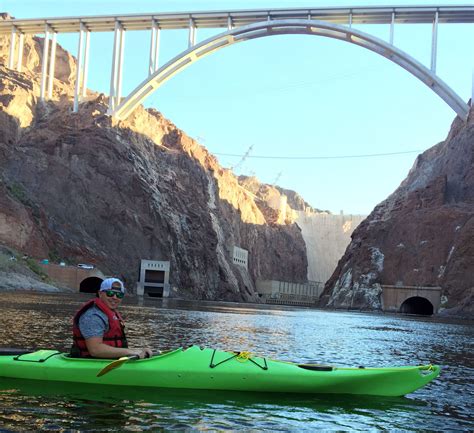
[0, 346, 440, 396]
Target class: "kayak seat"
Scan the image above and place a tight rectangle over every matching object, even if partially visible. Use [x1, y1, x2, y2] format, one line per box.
[298, 364, 333, 372]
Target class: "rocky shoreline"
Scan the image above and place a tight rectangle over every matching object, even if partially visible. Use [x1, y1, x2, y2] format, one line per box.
[0, 271, 64, 292]
[1, 275, 471, 321]
[0, 246, 71, 292]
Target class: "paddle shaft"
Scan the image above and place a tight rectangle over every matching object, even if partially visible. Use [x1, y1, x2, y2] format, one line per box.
[96, 350, 161, 377]
[122, 351, 160, 361]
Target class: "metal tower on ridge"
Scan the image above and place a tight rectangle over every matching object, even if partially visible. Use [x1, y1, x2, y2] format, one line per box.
[1, 5, 473, 120]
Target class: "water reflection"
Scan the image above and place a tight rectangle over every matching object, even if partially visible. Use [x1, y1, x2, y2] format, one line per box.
[0, 378, 430, 432]
[0, 292, 473, 431]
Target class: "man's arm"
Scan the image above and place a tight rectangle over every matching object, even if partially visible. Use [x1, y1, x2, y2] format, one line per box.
[84, 337, 152, 359]
[79, 309, 152, 359]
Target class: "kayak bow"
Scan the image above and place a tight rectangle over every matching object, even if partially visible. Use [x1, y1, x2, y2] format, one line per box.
[0, 346, 440, 396]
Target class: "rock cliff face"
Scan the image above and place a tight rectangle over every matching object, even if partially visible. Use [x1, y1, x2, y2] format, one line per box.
[0, 14, 77, 87]
[320, 113, 474, 317]
[0, 31, 307, 300]
[2, 18, 472, 315]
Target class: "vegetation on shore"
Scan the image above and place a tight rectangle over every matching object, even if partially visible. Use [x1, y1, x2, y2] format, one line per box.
[0, 245, 50, 282]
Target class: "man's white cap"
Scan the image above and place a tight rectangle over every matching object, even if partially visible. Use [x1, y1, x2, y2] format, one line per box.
[99, 278, 125, 293]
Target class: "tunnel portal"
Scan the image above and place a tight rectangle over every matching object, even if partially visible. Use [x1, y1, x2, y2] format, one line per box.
[400, 296, 434, 316]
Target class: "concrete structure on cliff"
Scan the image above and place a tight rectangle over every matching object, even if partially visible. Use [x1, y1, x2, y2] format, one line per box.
[41, 260, 173, 297]
[296, 210, 366, 284]
[257, 192, 365, 288]
[39, 262, 105, 293]
[256, 279, 324, 306]
[1, 5, 473, 121]
[136, 259, 170, 297]
[381, 285, 442, 315]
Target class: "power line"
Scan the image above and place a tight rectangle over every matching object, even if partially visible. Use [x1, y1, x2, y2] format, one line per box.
[154, 66, 376, 102]
[214, 149, 422, 160]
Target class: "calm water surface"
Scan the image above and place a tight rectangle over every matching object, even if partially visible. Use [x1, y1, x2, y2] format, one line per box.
[0, 292, 472, 432]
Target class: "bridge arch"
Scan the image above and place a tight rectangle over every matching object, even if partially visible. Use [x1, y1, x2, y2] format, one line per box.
[113, 19, 469, 121]
[400, 296, 434, 315]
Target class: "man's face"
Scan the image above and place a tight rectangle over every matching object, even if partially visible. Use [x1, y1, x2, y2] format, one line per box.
[98, 284, 124, 310]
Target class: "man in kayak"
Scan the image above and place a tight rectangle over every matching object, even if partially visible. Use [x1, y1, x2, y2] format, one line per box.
[71, 277, 153, 359]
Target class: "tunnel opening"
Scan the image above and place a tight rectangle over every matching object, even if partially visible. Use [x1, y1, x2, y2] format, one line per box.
[399, 296, 434, 316]
[144, 286, 164, 298]
[79, 277, 103, 294]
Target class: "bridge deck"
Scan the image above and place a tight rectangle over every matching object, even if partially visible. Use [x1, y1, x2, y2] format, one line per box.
[1, 5, 474, 35]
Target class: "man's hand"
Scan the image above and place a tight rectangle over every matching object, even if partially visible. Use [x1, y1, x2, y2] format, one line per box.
[136, 348, 154, 359]
[85, 337, 155, 359]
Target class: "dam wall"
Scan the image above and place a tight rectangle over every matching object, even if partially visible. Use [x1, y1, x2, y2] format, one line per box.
[295, 210, 366, 284]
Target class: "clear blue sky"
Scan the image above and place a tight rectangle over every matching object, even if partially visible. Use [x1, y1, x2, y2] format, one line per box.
[3, 1, 473, 214]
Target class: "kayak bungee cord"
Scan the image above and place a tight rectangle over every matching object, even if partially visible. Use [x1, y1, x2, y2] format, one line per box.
[209, 349, 268, 370]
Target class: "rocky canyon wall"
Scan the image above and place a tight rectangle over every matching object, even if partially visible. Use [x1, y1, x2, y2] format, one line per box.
[320, 113, 474, 318]
[2, 14, 471, 317]
[0, 27, 308, 300]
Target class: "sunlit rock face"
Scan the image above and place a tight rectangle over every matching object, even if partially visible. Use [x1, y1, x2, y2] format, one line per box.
[320, 113, 474, 318]
[0, 32, 307, 300]
[0, 14, 77, 87]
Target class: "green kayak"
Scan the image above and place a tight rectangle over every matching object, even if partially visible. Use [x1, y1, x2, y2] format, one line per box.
[0, 346, 440, 396]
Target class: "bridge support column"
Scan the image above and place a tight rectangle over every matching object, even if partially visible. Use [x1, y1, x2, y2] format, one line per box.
[188, 18, 196, 47]
[73, 23, 85, 112]
[82, 30, 90, 98]
[47, 31, 56, 99]
[108, 21, 125, 112]
[148, 20, 160, 75]
[431, 11, 438, 73]
[8, 27, 24, 72]
[390, 12, 395, 44]
[73, 23, 90, 111]
[116, 27, 125, 104]
[39, 25, 50, 101]
[8, 26, 16, 69]
[16, 32, 24, 72]
[227, 15, 233, 30]
[472, 70, 474, 106]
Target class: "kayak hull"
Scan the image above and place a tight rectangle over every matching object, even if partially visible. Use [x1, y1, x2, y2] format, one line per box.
[0, 346, 440, 396]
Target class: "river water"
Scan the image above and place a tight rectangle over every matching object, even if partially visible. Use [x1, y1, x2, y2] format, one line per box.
[0, 292, 472, 432]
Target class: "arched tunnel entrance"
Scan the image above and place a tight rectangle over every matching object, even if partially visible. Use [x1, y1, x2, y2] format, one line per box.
[400, 296, 434, 316]
[79, 277, 103, 294]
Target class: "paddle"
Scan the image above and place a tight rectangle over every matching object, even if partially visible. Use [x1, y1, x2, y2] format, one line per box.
[96, 351, 161, 377]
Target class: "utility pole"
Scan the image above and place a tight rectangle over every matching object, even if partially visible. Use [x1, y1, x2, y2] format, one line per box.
[231, 145, 253, 171]
[272, 171, 283, 186]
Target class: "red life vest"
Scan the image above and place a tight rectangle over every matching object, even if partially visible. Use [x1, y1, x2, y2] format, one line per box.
[71, 298, 128, 358]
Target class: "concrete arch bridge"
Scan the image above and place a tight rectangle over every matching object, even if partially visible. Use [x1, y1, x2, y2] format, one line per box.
[1, 5, 473, 120]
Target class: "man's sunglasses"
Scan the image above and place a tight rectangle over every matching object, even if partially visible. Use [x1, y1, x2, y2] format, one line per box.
[104, 290, 124, 299]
